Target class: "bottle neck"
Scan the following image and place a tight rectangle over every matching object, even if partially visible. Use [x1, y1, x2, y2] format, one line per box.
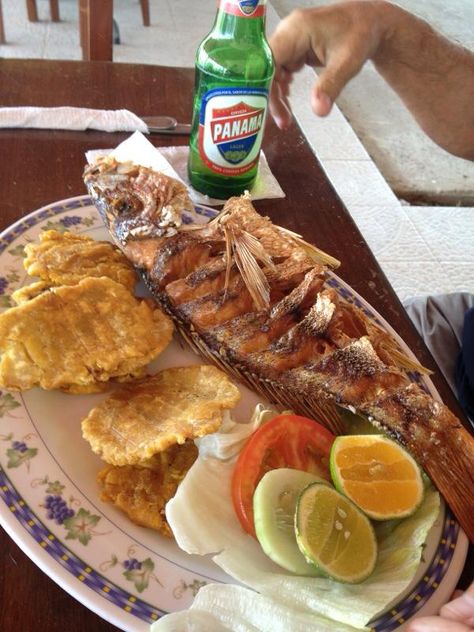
[214, 0, 267, 37]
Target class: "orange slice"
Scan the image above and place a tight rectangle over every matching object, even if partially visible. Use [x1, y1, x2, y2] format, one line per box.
[330, 435, 424, 520]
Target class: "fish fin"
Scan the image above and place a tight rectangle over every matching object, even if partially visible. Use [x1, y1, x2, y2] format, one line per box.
[275, 226, 341, 269]
[230, 228, 275, 311]
[223, 225, 233, 301]
[378, 337, 433, 375]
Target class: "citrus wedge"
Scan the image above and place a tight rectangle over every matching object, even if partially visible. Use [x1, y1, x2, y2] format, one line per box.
[330, 434, 424, 520]
[295, 483, 377, 583]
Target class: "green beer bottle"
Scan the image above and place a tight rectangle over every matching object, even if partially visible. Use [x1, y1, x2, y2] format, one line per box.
[188, 0, 274, 199]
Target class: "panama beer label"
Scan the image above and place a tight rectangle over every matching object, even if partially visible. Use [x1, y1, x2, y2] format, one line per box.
[222, 0, 266, 18]
[198, 87, 268, 175]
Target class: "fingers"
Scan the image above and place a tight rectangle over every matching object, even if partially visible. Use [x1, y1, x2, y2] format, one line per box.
[310, 44, 368, 117]
[405, 585, 474, 632]
[268, 9, 317, 127]
[404, 616, 472, 632]
[268, 4, 383, 123]
[311, 82, 333, 117]
[269, 9, 314, 71]
[440, 584, 474, 626]
[269, 79, 293, 130]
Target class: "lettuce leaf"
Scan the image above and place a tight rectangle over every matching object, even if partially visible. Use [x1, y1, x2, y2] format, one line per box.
[152, 407, 440, 631]
[153, 584, 362, 632]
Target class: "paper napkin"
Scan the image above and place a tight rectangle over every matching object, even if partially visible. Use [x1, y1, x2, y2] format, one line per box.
[159, 145, 285, 205]
[86, 131, 286, 206]
[0, 106, 148, 133]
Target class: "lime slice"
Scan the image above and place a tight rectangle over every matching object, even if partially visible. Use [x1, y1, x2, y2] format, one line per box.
[253, 468, 327, 576]
[330, 434, 424, 520]
[295, 483, 377, 583]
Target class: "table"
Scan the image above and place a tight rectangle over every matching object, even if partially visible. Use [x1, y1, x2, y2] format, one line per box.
[0, 58, 471, 632]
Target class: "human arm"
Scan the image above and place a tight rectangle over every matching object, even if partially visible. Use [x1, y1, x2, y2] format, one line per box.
[269, 1, 474, 159]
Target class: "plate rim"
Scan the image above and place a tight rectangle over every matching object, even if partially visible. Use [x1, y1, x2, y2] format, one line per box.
[0, 195, 468, 632]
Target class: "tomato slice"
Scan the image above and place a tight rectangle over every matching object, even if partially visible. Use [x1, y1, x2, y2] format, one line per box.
[231, 414, 335, 536]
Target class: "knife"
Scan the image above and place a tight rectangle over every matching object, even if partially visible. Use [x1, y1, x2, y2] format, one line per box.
[142, 115, 192, 135]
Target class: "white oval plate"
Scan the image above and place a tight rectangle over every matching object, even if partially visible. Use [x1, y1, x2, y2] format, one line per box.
[0, 196, 468, 632]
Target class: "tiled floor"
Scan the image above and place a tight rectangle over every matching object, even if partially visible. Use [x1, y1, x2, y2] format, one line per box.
[1, 0, 473, 302]
[278, 63, 474, 302]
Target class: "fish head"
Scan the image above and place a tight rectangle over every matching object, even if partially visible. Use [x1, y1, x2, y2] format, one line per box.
[83, 156, 194, 246]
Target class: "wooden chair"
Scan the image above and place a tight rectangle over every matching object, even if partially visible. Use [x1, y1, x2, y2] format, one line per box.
[23, 0, 150, 62]
[0, 0, 60, 44]
[79, 0, 151, 62]
[26, 0, 60, 22]
[139, 0, 150, 27]
[0, 0, 5, 44]
[25, 1, 150, 28]
[79, 0, 113, 61]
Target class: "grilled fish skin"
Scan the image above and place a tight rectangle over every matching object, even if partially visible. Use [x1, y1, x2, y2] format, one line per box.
[84, 161, 474, 542]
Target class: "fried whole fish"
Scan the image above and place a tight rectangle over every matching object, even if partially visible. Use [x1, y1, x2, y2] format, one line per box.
[84, 158, 474, 541]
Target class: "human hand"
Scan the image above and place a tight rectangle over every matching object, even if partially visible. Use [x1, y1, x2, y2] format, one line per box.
[268, 1, 474, 157]
[268, 1, 388, 128]
[405, 584, 474, 631]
